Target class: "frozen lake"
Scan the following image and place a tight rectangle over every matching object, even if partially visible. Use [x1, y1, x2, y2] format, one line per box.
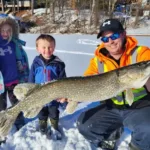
[20, 34, 150, 76]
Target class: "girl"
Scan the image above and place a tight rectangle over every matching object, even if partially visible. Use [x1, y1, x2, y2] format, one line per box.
[0, 15, 29, 132]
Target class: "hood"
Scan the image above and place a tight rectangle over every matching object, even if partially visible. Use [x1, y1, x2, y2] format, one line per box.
[95, 36, 138, 62]
[0, 16, 19, 39]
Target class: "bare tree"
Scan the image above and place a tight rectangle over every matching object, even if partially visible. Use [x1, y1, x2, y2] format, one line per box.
[45, 0, 48, 14]
[89, 0, 99, 27]
[31, 0, 34, 15]
[12, 0, 16, 13]
[1, 0, 4, 13]
[134, 2, 141, 27]
[49, 0, 56, 23]
[108, 0, 117, 18]
[17, 0, 19, 12]
[58, 0, 65, 14]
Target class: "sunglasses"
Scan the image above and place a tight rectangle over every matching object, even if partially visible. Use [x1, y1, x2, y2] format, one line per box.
[101, 33, 120, 43]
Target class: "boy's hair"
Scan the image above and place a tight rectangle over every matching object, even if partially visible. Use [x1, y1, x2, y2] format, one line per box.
[36, 34, 56, 47]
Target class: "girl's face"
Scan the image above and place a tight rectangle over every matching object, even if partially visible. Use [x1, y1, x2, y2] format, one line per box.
[0, 24, 12, 40]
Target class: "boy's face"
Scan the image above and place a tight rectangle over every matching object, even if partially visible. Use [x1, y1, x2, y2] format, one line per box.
[0, 24, 12, 40]
[37, 39, 55, 59]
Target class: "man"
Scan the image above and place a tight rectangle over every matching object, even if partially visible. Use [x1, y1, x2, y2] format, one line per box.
[76, 19, 150, 150]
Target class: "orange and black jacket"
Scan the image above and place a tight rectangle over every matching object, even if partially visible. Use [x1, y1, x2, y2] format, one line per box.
[84, 36, 150, 108]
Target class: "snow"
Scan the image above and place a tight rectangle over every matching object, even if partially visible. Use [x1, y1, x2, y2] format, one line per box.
[18, 7, 150, 35]
[0, 8, 150, 149]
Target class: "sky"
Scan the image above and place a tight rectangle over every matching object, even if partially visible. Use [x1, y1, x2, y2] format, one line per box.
[0, 8, 150, 150]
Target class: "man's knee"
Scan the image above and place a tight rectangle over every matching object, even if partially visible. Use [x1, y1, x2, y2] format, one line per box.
[135, 123, 150, 137]
[132, 123, 150, 150]
[77, 111, 93, 137]
[77, 112, 87, 133]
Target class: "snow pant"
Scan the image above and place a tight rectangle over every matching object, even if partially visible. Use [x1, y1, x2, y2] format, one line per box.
[77, 103, 150, 150]
[0, 84, 25, 128]
[38, 100, 60, 121]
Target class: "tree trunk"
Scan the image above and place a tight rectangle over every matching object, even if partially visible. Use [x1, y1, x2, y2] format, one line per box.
[134, 3, 141, 27]
[13, 0, 15, 13]
[58, 0, 64, 15]
[1, 0, 4, 13]
[108, 0, 117, 18]
[49, 0, 55, 23]
[17, 0, 19, 12]
[102, 0, 105, 12]
[45, 0, 48, 14]
[31, 0, 34, 15]
[89, 0, 99, 27]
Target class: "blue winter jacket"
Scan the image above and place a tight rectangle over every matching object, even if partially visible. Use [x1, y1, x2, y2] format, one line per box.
[0, 36, 29, 85]
[0, 36, 18, 84]
[28, 55, 66, 107]
[28, 54, 66, 84]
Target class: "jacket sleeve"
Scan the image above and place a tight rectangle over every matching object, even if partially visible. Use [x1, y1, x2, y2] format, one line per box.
[28, 63, 35, 83]
[58, 62, 67, 78]
[137, 46, 150, 62]
[20, 49, 30, 83]
[84, 57, 99, 76]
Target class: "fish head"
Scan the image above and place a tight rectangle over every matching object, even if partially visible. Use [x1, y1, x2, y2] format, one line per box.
[118, 60, 150, 89]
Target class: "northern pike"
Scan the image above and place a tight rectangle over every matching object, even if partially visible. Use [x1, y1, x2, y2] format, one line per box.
[0, 60, 150, 137]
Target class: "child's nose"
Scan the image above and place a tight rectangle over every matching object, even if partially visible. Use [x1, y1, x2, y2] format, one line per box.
[46, 48, 49, 51]
[3, 31, 8, 36]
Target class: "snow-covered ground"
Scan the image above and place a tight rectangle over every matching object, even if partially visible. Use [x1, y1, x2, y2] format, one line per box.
[0, 32, 149, 150]
[0, 101, 132, 150]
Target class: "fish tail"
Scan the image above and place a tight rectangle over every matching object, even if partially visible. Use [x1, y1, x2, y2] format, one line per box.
[0, 109, 19, 137]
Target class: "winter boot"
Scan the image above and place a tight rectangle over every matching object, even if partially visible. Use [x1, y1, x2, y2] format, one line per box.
[39, 119, 48, 134]
[100, 140, 116, 150]
[0, 137, 6, 145]
[129, 143, 140, 150]
[50, 118, 62, 140]
[14, 112, 26, 130]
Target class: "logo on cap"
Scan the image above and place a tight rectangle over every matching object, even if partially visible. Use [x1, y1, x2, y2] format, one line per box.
[102, 20, 111, 27]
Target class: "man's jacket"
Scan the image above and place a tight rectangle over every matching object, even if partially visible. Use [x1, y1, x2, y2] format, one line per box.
[84, 36, 150, 107]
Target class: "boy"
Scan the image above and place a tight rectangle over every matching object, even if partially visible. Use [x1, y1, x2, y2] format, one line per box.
[28, 34, 66, 140]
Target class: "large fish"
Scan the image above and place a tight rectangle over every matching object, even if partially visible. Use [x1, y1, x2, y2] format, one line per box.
[0, 60, 150, 137]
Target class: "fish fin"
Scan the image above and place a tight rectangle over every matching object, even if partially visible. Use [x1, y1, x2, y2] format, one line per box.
[65, 101, 78, 114]
[24, 106, 43, 118]
[13, 83, 40, 101]
[0, 109, 19, 137]
[125, 88, 134, 106]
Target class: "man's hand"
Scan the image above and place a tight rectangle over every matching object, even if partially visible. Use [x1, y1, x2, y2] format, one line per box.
[57, 98, 68, 103]
[146, 78, 150, 92]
